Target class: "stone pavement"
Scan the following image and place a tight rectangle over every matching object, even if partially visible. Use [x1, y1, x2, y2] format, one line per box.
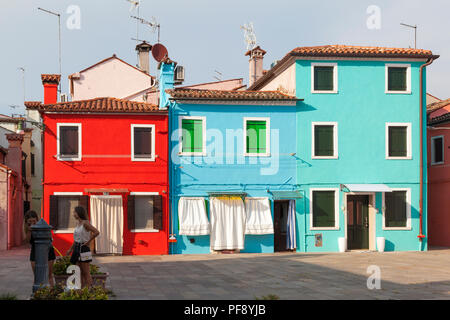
[1, 246, 450, 300]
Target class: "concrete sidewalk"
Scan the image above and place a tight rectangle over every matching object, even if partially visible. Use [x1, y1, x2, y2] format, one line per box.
[1, 246, 450, 300]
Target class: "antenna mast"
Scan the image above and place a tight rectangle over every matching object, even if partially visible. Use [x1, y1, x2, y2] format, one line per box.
[131, 15, 161, 42]
[240, 22, 258, 85]
[400, 22, 417, 49]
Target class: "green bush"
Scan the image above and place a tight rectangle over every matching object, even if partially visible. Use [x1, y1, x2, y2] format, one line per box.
[0, 293, 18, 300]
[53, 256, 103, 275]
[32, 285, 110, 300]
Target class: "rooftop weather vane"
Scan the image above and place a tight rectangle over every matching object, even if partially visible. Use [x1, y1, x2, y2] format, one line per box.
[240, 22, 257, 51]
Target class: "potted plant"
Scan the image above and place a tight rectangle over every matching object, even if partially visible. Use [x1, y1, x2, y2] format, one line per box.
[53, 256, 109, 288]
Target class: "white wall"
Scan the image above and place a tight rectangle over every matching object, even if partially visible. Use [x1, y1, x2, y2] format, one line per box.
[260, 63, 296, 96]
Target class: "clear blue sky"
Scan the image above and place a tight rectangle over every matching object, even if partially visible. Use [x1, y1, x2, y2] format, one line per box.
[1, 0, 448, 116]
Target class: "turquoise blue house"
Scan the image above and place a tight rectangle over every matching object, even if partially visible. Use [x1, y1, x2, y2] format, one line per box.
[249, 45, 438, 252]
[161, 44, 438, 254]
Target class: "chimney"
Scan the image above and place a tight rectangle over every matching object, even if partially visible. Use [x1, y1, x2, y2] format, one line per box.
[245, 46, 266, 87]
[41, 74, 61, 104]
[136, 41, 153, 74]
[158, 57, 176, 109]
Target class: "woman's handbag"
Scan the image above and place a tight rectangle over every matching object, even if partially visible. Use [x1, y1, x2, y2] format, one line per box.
[79, 244, 92, 262]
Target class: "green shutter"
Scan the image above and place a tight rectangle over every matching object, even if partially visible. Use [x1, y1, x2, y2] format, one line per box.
[314, 125, 334, 156]
[389, 126, 407, 157]
[385, 191, 407, 227]
[182, 119, 203, 153]
[246, 121, 267, 154]
[314, 66, 334, 91]
[388, 67, 407, 91]
[312, 191, 335, 228]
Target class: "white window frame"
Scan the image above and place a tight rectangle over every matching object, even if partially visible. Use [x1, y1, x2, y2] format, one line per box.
[129, 192, 160, 233]
[309, 188, 340, 230]
[385, 64, 411, 94]
[311, 62, 338, 94]
[311, 122, 338, 159]
[382, 188, 412, 230]
[431, 135, 444, 165]
[179, 116, 207, 156]
[52, 192, 84, 234]
[131, 124, 156, 162]
[243, 117, 271, 157]
[385, 122, 412, 160]
[57, 123, 82, 161]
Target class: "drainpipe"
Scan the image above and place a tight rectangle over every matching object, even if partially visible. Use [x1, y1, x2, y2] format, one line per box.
[6, 169, 11, 250]
[418, 56, 438, 247]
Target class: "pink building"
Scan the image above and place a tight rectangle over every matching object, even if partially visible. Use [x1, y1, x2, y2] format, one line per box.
[427, 97, 450, 247]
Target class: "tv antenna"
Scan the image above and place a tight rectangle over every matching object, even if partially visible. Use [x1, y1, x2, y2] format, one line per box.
[127, 0, 141, 42]
[400, 22, 417, 49]
[37, 7, 62, 94]
[131, 15, 161, 42]
[213, 70, 223, 81]
[240, 22, 257, 51]
[18, 67, 25, 103]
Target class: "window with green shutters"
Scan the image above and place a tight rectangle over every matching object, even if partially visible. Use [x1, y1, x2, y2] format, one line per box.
[384, 191, 408, 228]
[245, 119, 268, 155]
[314, 125, 335, 157]
[388, 67, 407, 91]
[312, 190, 336, 228]
[387, 124, 410, 158]
[181, 118, 204, 154]
[312, 64, 336, 92]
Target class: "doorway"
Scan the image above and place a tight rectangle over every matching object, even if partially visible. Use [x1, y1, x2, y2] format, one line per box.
[347, 195, 369, 250]
[274, 200, 289, 252]
[90, 195, 124, 255]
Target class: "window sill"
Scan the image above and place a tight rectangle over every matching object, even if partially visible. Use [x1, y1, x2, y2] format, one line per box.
[310, 227, 340, 231]
[53, 229, 74, 234]
[179, 152, 207, 157]
[385, 91, 411, 94]
[244, 153, 271, 157]
[386, 156, 412, 160]
[431, 161, 444, 166]
[311, 90, 338, 94]
[130, 229, 159, 233]
[131, 157, 156, 162]
[312, 155, 338, 159]
[57, 155, 81, 161]
[382, 227, 411, 231]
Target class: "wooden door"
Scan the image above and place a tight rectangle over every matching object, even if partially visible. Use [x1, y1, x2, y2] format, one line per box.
[347, 195, 369, 250]
[274, 200, 289, 252]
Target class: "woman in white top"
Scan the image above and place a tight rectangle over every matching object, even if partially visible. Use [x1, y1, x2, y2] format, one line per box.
[66, 206, 100, 288]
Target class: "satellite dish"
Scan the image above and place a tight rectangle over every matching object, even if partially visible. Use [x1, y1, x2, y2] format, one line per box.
[152, 43, 168, 62]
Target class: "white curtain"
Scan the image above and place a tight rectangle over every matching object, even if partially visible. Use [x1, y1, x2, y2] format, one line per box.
[210, 197, 246, 250]
[90, 195, 124, 254]
[244, 198, 274, 235]
[287, 200, 297, 250]
[178, 197, 210, 235]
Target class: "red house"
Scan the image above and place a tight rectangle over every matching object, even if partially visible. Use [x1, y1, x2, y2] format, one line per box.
[25, 74, 169, 255]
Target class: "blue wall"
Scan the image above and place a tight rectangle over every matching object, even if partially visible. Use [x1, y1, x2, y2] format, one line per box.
[168, 103, 299, 254]
[294, 59, 428, 252]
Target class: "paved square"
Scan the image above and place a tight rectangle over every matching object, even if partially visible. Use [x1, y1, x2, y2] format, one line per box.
[1, 246, 450, 299]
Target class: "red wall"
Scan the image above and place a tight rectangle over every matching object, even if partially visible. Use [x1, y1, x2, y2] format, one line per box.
[42, 113, 169, 255]
[427, 121, 450, 247]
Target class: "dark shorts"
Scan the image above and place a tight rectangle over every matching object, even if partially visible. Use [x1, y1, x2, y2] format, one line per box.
[70, 243, 92, 264]
[30, 245, 56, 262]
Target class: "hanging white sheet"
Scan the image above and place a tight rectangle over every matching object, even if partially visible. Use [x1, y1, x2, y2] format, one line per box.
[244, 197, 274, 235]
[210, 197, 246, 250]
[90, 195, 124, 255]
[287, 200, 297, 250]
[178, 197, 210, 235]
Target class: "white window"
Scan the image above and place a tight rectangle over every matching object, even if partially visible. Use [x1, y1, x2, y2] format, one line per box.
[131, 124, 156, 161]
[57, 123, 81, 161]
[385, 64, 411, 94]
[128, 192, 161, 232]
[311, 63, 338, 93]
[309, 188, 340, 230]
[385, 123, 412, 159]
[382, 188, 411, 230]
[311, 122, 338, 159]
[431, 135, 444, 165]
[179, 116, 206, 156]
[243, 117, 271, 157]
[51, 192, 84, 233]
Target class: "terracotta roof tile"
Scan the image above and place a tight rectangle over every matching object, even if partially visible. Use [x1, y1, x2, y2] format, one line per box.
[26, 97, 163, 113]
[427, 98, 450, 114]
[166, 89, 299, 101]
[290, 45, 434, 58]
[428, 111, 450, 125]
[41, 74, 61, 84]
